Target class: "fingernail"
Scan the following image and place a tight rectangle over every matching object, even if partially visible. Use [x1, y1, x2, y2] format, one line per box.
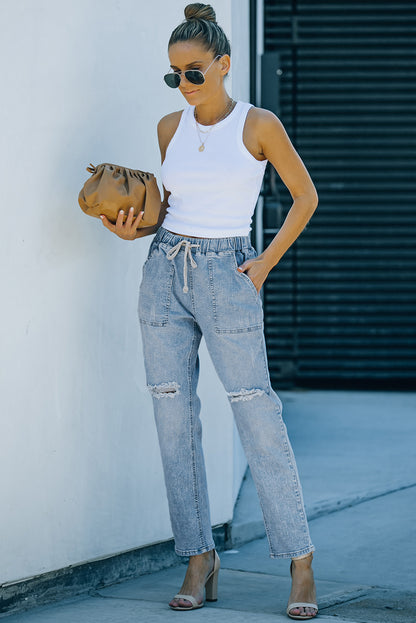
[130, 207, 134, 212]
[99, 215, 104, 219]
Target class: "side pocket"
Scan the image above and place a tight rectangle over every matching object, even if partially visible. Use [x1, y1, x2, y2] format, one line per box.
[208, 250, 263, 334]
[138, 247, 174, 326]
[142, 239, 157, 268]
[233, 249, 260, 298]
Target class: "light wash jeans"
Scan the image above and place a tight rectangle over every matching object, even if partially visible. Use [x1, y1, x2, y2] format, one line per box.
[138, 227, 314, 559]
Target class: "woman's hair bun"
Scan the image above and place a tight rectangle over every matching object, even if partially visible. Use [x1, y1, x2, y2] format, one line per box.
[169, 3, 230, 58]
[184, 3, 217, 23]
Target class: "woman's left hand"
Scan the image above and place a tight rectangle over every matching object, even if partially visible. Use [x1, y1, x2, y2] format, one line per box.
[237, 256, 274, 294]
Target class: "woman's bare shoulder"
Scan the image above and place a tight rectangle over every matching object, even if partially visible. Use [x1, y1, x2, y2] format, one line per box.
[157, 110, 184, 159]
[241, 106, 284, 161]
[157, 110, 184, 138]
[246, 106, 293, 157]
[246, 105, 283, 130]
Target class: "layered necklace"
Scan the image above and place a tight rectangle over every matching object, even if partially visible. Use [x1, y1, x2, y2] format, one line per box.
[194, 98, 236, 152]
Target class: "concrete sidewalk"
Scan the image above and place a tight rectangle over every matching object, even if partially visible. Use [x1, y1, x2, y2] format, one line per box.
[2, 390, 415, 622]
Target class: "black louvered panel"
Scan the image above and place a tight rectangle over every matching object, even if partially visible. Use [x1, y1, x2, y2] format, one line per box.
[262, 1, 416, 388]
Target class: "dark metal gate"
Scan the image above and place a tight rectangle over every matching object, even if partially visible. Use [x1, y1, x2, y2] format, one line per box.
[260, 0, 416, 389]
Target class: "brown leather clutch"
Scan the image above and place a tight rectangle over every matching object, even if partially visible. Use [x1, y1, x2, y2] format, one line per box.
[78, 162, 161, 227]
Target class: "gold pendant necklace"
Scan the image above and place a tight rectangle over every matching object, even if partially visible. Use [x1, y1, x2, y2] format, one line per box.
[194, 98, 235, 152]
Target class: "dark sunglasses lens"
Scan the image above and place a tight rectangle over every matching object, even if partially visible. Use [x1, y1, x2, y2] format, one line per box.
[185, 70, 205, 85]
[164, 73, 180, 88]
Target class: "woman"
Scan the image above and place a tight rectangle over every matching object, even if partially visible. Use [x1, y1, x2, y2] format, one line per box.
[100, 3, 318, 619]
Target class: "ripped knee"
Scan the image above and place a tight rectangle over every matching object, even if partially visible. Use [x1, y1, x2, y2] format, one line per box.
[227, 387, 265, 403]
[147, 381, 180, 399]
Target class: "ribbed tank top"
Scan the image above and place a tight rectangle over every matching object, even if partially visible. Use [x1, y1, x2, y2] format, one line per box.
[161, 101, 268, 238]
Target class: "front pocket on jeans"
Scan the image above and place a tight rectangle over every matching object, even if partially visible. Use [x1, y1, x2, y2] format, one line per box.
[234, 249, 262, 298]
[138, 248, 174, 326]
[208, 252, 263, 334]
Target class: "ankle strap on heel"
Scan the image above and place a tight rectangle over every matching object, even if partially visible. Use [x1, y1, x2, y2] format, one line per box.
[291, 552, 313, 562]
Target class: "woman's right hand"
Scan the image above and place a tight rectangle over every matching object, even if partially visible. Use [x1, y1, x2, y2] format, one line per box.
[100, 207, 144, 240]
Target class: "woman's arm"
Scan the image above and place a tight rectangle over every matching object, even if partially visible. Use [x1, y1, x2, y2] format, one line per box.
[100, 112, 181, 240]
[132, 183, 171, 239]
[238, 108, 319, 292]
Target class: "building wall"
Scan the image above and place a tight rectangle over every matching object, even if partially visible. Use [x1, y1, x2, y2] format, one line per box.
[0, 0, 249, 584]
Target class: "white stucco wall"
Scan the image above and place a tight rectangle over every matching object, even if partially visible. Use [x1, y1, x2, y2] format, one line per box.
[0, 0, 249, 584]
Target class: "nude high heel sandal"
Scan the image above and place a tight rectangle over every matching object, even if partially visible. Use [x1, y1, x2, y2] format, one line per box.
[170, 549, 221, 610]
[286, 553, 318, 620]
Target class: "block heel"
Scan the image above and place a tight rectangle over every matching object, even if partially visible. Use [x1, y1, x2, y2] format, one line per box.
[170, 549, 221, 610]
[205, 550, 220, 601]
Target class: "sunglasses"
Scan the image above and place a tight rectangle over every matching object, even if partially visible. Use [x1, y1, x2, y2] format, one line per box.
[164, 55, 222, 88]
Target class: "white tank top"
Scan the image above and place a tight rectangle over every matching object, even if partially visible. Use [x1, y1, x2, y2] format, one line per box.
[161, 101, 268, 238]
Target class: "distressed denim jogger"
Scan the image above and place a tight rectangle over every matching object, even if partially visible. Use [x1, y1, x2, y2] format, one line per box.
[138, 226, 314, 559]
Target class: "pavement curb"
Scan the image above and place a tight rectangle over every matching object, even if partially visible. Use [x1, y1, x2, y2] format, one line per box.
[0, 526, 229, 618]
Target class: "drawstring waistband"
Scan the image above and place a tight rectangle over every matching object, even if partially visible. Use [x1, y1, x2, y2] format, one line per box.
[166, 240, 200, 293]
